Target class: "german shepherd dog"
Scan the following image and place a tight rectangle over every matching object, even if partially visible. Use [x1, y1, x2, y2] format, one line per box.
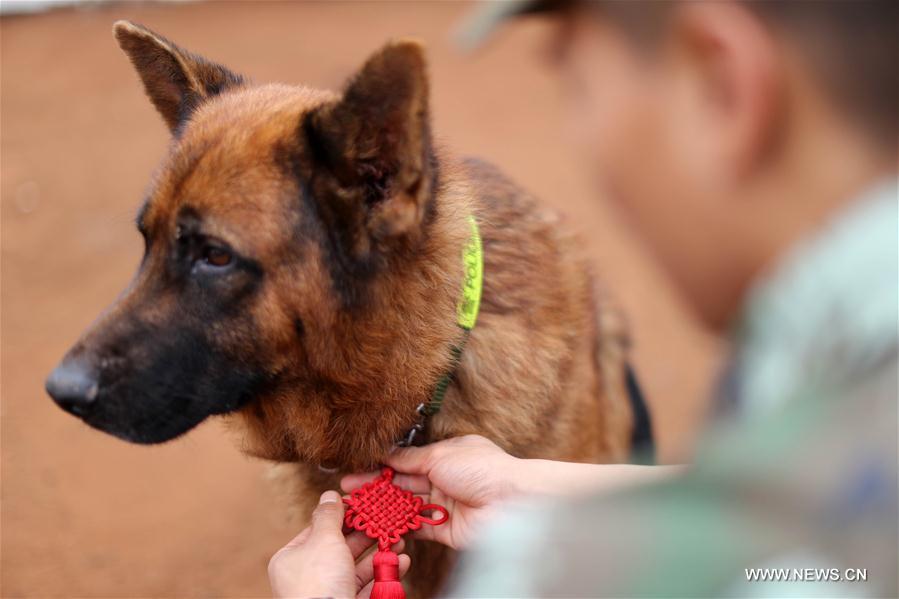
[46, 21, 652, 596]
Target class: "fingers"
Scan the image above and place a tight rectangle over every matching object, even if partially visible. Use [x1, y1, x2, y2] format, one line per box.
[383, 435, 493, 474]
[346, 531, 375, 559]
[385, 445, 432, 474]
[356, 553, 411, 599]
[345, 532, 405, 561]
[310, 490, 345, 536]
[271, 491, 348, 559]
[279, 526, 312, 550]
[390, 473, 431, 494]
[341, 472, 431, 495]
[407, 525, 436, 544]
[340, 471, 379, 491]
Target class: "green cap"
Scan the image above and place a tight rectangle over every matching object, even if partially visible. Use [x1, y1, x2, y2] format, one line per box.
[455, 0, 566, 51]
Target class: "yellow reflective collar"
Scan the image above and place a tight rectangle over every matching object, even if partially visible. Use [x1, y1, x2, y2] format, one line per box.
[457, 214, 483, 331]
[398, 214, 484, 445]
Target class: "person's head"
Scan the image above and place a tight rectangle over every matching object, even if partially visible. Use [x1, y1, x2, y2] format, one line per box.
[490, 0, 897, 330]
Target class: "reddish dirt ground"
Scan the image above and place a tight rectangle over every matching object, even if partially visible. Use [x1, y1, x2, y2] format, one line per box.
[1, 2, 721, 596]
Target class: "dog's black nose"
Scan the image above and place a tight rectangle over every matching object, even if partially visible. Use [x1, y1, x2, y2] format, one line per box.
[46, 358, 99, 416]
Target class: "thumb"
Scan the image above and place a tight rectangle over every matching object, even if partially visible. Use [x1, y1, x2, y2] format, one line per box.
[309, 490, 345, 536]
[385, 445, 433, 475]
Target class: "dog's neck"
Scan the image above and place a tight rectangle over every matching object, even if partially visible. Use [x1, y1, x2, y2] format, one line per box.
[234, 157, 476, 470]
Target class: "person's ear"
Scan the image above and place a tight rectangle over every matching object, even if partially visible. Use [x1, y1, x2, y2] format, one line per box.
[304, 40, 432, 264]
[113, 20, 246, 134]
[672, 2, 783, 177]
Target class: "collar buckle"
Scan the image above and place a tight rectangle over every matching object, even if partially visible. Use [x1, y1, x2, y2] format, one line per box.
[397, 403, 428, 447]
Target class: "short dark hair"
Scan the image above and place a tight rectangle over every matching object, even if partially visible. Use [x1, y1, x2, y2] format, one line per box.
[575, 0, 898, 150]
[748, 1, 898, 150]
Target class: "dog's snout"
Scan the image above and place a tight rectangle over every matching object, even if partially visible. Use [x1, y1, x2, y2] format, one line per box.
[46, 357, 100, 416]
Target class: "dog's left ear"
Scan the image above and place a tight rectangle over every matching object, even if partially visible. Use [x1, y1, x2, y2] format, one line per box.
[305, 40, 433, 260]
[113, 20, 245, 134]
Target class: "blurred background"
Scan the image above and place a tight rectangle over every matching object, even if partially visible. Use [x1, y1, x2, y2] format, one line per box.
[1, 1, 721, 596]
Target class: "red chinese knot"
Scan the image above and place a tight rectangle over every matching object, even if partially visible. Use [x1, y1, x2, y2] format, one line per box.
[343, 466, 449, 599]
[343, 466, 449, 550]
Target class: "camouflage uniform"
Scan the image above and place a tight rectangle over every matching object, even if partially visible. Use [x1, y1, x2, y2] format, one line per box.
[448, 182, 898, 597]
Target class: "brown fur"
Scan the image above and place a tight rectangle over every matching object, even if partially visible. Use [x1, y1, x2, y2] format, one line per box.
[74, 21, 637, 597]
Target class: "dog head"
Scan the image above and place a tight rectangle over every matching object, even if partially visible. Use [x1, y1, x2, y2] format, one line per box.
[46, 22, 441, 459]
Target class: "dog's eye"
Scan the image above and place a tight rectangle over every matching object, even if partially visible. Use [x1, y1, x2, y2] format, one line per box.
[201, 245, 232, 268]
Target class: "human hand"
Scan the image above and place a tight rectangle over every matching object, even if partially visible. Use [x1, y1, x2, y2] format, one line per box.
[341, 435, 522, 551]
[268, 490, 411, 598]
[341, 435, 683, 552]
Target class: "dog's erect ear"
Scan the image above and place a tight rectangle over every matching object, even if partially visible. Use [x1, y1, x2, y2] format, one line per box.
[305, 40, 433, 260]
[113, 20, 245, 133]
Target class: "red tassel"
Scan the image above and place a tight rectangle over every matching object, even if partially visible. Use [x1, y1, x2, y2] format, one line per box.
[370, 550, 405, 599]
